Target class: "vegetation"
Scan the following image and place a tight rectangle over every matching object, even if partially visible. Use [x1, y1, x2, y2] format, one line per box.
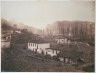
[2, 44, 83, 72]
[88, 41, 95, 46]
[46, 21, 95, 41]
[1, 18, 95, 72]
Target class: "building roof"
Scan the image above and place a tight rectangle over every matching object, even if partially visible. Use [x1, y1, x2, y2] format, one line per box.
[54, 35, 71, 40]
[69, 38, 80, 42]
[46, 48, 60, 51]
[28, 38, 49, 44]
[58, 50, 83, 59]
[2, 32, 12, 38]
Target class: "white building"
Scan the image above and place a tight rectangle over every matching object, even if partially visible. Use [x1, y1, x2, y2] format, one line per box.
[55, 37, 71, 44]
[28, 42, 50, 51]
[59, 57, 73, 64]
[28, 41, 59, 57]
[44, 48, 60, 57]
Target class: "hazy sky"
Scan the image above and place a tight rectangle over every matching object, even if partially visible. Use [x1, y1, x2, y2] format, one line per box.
[1, 1, 95, 29]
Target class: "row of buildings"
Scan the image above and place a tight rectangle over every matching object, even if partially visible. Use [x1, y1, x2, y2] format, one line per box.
[1, 24, 85, 64]
[1, 28, 71, 56]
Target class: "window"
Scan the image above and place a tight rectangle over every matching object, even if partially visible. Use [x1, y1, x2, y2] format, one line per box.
[8, 36, 10, 39]
[29, 43, 30, 46]
[56, 51, 57, 54]
[42, 51, 44, 55]
[46, 52, 47, 55]
[35, 49, 37, 53]
[33, 44, 34, 46]
[3, 37, 6, 40]
[31, 43, 32, 46]
[53, 50, 54, 53]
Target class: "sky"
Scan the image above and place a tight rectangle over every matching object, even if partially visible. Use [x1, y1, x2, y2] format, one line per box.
[1, 1, 95, 29]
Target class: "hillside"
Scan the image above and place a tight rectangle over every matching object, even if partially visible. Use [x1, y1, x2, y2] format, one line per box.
[45, 20, 95, 41]
[1, 18, 94, 72]
[2, 44, 82, 72]
[1, 18, 43, 35]
[51, 43, 94, 63]
[1, 19, 13, 31]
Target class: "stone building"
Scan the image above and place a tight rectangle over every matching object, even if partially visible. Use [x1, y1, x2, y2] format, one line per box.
[1, 33, 12, 48]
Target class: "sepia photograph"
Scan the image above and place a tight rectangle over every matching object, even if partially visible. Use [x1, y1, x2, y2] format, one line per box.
[1, 0, 95, 72]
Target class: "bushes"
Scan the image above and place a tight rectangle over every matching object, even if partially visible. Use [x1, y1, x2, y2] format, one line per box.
[52, 56, 59, 61]
[88, 42, 94, 46]
[83, 64, 94, 72]
[1, 47, 16, 71]
[44, 54, 51, 59]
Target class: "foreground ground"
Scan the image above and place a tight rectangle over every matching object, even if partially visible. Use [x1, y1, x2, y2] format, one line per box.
[1, 44, 94, 72]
